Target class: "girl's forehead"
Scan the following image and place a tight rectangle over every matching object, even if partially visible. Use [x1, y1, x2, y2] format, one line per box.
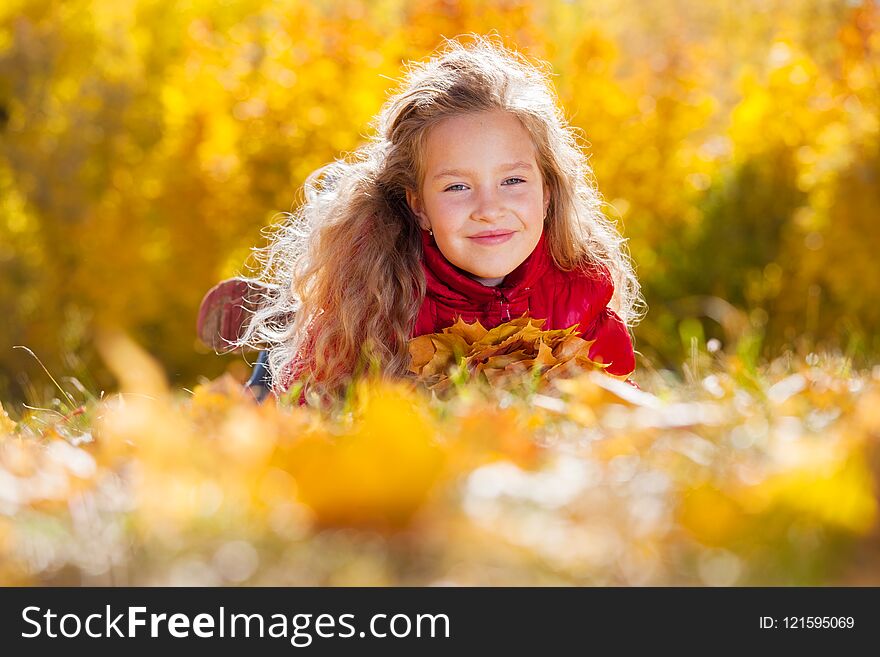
[423, 110, 538, 164]
[427, 109, 527, 138]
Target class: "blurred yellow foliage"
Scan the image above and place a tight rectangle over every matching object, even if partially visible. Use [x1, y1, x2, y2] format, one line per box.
[281, 383, 444, 529]
[1, 339, 879, 585]
[0, 403, 15, 436]
[2, 0, 879, 400]
[679, 484, 746, 547]
[744, 452, 877, 534]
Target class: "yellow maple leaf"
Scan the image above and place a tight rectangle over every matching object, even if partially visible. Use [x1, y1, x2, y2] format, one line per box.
[442, 316, 488, 344]
[409, 316, 608, 391]
[408, 335, 436, 374]
[422, 333, 470, 377]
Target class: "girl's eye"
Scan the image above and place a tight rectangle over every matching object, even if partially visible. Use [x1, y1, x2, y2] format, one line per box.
[444, 178, 526, 192]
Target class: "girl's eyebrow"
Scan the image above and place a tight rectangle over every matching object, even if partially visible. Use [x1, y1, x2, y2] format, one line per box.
[432, 161, 533, 180]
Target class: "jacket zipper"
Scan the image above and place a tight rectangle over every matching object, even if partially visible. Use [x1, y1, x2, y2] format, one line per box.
[496, 288, 511, 322]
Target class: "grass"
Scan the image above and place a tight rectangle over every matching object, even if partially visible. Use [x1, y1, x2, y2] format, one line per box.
[1, 335, 878, 586]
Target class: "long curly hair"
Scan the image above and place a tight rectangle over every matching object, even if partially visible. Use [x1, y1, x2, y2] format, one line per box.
[237, 34, 644, 399]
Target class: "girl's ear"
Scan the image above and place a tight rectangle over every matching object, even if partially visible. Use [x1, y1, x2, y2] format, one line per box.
[543, 184, 551, 217]
[405, 188, 430, 230]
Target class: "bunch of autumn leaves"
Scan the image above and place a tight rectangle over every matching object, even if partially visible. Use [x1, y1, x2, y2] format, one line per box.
[408, 315, 612, 392]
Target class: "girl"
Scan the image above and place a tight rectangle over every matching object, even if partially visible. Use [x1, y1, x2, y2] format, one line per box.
[201, 36, 644, 402]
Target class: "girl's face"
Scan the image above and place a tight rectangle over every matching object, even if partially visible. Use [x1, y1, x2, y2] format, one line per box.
[406, 110, 550, 286]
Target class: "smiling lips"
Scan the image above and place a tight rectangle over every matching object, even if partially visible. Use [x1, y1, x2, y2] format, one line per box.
[468, 230, 515, 245]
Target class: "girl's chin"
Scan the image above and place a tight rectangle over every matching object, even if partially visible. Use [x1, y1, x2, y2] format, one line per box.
[468, 255, 531, 279]
[468, 269, 511, 279]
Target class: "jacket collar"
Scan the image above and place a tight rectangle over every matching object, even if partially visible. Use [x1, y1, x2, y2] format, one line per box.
[420, 229, 551, 306]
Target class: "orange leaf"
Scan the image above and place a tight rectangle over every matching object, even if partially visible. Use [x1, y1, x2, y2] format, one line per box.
[408, 335, 436, 374]
[443, 317, 488, 344]
[421, 333, 469, 377]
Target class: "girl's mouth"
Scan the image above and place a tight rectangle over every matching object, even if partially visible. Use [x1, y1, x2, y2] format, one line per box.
[468, 230, 515, 245]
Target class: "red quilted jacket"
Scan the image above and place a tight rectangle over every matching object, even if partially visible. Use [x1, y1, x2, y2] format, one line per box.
[414, 230, 635, 376]
[278, 230, 634, 393]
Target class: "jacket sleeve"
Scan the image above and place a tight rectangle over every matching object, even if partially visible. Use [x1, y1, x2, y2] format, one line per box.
[581, 306, 636, 377]
[574, 264, 636, 378]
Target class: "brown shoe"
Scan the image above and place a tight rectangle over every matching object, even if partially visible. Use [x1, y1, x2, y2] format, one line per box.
[196, 278, 270, 352]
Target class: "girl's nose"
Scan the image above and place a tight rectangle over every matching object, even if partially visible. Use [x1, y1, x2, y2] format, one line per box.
[470, 185, 505, 222]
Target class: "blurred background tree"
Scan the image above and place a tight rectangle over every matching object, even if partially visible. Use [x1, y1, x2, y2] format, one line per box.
[1, 0, 877, 403]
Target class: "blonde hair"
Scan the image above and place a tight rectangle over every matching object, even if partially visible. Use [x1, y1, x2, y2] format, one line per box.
[238, 34, 644, 399]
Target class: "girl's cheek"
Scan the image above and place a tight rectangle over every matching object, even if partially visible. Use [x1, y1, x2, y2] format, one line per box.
[434, 196, 467, 215]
